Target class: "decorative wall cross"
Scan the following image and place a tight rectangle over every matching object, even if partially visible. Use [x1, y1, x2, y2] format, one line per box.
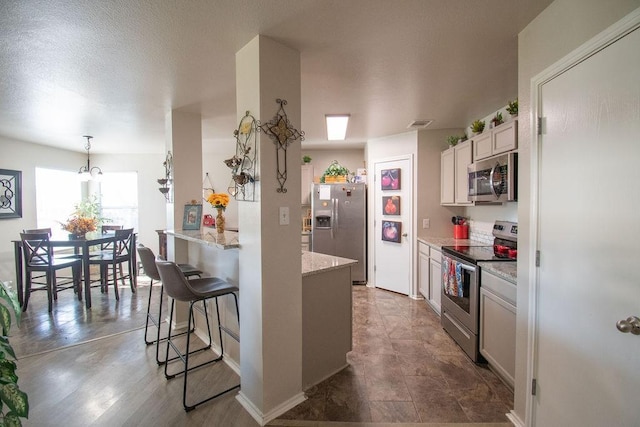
[259, 99, 304, 193]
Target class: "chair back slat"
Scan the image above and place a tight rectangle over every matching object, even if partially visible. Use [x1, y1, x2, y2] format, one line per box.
[20, 232, 52, 266]
[23, 228, 53, 236]
[113, 228, 134, 258]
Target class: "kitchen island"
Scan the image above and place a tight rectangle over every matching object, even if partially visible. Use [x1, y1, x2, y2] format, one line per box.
[164, 231, 357, 390]
[302, 250, 358, 389]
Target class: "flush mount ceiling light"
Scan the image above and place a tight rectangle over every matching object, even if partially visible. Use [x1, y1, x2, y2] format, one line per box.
[407, 119, 433, 129]
[325, 114, 350, 140]
[78, 135, 103, 181]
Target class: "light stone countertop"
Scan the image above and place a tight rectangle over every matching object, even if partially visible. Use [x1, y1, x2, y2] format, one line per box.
[479, 261, 517, 283]
[302, 250, 358, 277]
[167, 229, 239, 250]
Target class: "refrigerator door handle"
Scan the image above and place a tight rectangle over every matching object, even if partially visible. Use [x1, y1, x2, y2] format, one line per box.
[334, 198, 339, 236]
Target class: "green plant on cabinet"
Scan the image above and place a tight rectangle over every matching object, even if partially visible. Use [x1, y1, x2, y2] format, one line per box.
[506, 99, 518, 116]
[471, 119, 485, 134]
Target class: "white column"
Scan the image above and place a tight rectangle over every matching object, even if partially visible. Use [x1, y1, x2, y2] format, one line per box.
[235, 35, 304, 424]
[165, 109, 203, 324]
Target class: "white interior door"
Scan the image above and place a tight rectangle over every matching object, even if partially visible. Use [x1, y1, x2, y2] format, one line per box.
[373, 156, 413, 295]
[533, 24, 640, 426]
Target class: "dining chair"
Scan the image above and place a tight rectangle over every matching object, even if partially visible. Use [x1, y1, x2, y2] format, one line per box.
[136, 244, 202, 364]
[88, 228, 135, 300]
[155, 260, 240, 412]
[23, 227, 80, 259]
[20, 232, 83, 312]
[94, 225, 124, 291]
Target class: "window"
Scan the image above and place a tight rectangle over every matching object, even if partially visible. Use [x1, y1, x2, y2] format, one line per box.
[99, 172, 138, 230]
[35, 168, 81, 234]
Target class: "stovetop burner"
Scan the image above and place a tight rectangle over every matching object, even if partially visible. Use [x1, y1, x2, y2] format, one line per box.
[442, 220, 518, 264]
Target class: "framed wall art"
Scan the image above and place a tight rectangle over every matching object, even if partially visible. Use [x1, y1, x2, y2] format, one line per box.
[182, 203, 203, 231]
[380, 168, 401, 190]
[382, 196, 400, 215]
[0, 169, 22, 219]
[382, 220, 402, 243]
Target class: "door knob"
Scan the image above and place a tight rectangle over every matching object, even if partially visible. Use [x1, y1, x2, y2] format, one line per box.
[402, 233, 408, 237]
[616, 316, 640, 335]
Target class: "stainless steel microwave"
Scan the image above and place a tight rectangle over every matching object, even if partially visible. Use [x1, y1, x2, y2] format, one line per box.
[467, 152, 517, 203]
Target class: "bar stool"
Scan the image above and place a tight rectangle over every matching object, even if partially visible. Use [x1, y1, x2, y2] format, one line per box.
[136, 244, 203, 364]
[155, 260, 240, 412]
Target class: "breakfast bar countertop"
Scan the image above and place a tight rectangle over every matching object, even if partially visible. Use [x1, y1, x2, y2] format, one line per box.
[167, 229, 239, 250]
[302, 250, 358, 277]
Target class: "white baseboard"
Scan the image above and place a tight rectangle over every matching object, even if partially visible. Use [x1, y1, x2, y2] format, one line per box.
[237, 391, 306, 426]
[507, 410, 525, 427]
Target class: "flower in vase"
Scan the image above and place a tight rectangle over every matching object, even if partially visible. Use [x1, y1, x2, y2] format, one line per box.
[206, 193, 230, 210]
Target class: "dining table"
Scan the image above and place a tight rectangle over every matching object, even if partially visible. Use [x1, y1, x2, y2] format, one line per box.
[13, 232, 137, 309]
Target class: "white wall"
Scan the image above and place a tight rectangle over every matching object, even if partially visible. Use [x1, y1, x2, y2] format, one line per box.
[514, 0, 640, 422]
[0, 136, 167, 286]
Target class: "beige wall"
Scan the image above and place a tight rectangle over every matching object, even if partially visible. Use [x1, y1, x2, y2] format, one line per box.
[514, 0, 640, 422]
[301, 148, 365, 182]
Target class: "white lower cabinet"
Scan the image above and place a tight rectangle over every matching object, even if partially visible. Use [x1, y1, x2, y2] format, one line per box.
[479, 269, 516, 388]
[418, 241, 441, 315]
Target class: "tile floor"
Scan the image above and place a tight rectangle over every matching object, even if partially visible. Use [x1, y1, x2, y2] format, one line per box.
[277, 286, 513, 424]
[12, 274, 512, 425]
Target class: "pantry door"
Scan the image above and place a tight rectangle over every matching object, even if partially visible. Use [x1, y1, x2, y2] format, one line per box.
[532, 17, 640, 426]
[373, 156, 413, 295]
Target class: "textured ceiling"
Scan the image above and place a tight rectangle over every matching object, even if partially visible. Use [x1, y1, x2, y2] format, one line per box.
[0, 0, 552, 154]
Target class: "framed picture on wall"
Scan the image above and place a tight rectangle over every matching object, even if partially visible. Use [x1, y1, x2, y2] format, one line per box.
[182, 203, 203, 230]
[0, 169, 22, 219]
[382, 196, 400, 215]
[380, 168, 401, 190]
[382, 220, 402, 243]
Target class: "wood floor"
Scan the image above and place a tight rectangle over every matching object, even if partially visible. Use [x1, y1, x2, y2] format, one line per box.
[14, 276, 513, 426]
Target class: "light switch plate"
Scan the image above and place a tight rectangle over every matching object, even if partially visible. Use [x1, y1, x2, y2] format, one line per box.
[279, 207, 290, 225]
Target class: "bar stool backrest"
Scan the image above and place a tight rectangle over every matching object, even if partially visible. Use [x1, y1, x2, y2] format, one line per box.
[156, 260, 197, 302]
[136, 245, 161, 281]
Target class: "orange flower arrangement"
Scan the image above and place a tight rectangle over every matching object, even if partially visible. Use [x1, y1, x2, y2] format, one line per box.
[206, 193, 230, 211]
[62, 216, 97, 235]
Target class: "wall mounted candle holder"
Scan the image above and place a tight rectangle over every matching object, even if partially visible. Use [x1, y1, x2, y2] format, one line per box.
[259, 99, 304, 193]
[158, 151, 173, 202]
[226, 111, 257, 201]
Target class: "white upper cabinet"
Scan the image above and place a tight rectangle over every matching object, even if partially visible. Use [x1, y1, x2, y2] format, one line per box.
[441, 140, 473, 206]
[473, 120, 518, 161]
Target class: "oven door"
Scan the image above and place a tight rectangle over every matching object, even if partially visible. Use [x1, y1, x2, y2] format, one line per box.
[441, 253, 479, 334]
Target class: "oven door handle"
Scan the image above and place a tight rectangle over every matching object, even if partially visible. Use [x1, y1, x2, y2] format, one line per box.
[458, 263, 476, 273]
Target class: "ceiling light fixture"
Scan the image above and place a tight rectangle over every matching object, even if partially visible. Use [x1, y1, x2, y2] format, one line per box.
[325, 114, 350, 140]
[78, 135, 103, 181]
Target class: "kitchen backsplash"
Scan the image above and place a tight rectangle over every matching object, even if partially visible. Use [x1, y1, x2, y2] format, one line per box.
[468, 220, 495, 244]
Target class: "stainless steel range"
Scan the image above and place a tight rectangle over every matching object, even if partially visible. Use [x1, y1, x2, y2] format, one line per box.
[440, 220, 518, 362]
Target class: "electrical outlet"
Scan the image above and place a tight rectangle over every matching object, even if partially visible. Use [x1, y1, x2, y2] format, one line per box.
[279, 207, 290, 225]
[422, 218, 430, 229]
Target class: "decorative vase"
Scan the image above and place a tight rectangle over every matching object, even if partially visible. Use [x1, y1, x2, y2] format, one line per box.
[216, 207, 225, 234]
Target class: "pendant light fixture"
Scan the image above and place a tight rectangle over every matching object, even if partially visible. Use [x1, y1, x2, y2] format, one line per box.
[78, 135, 103, 181]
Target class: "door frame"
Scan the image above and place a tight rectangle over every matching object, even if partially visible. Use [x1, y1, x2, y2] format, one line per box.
[370, 154, 417, 298]
[526, 9, 640, 426]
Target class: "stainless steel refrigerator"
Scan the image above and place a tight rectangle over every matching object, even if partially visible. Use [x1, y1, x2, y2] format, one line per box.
[311, 183, 367, 283]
